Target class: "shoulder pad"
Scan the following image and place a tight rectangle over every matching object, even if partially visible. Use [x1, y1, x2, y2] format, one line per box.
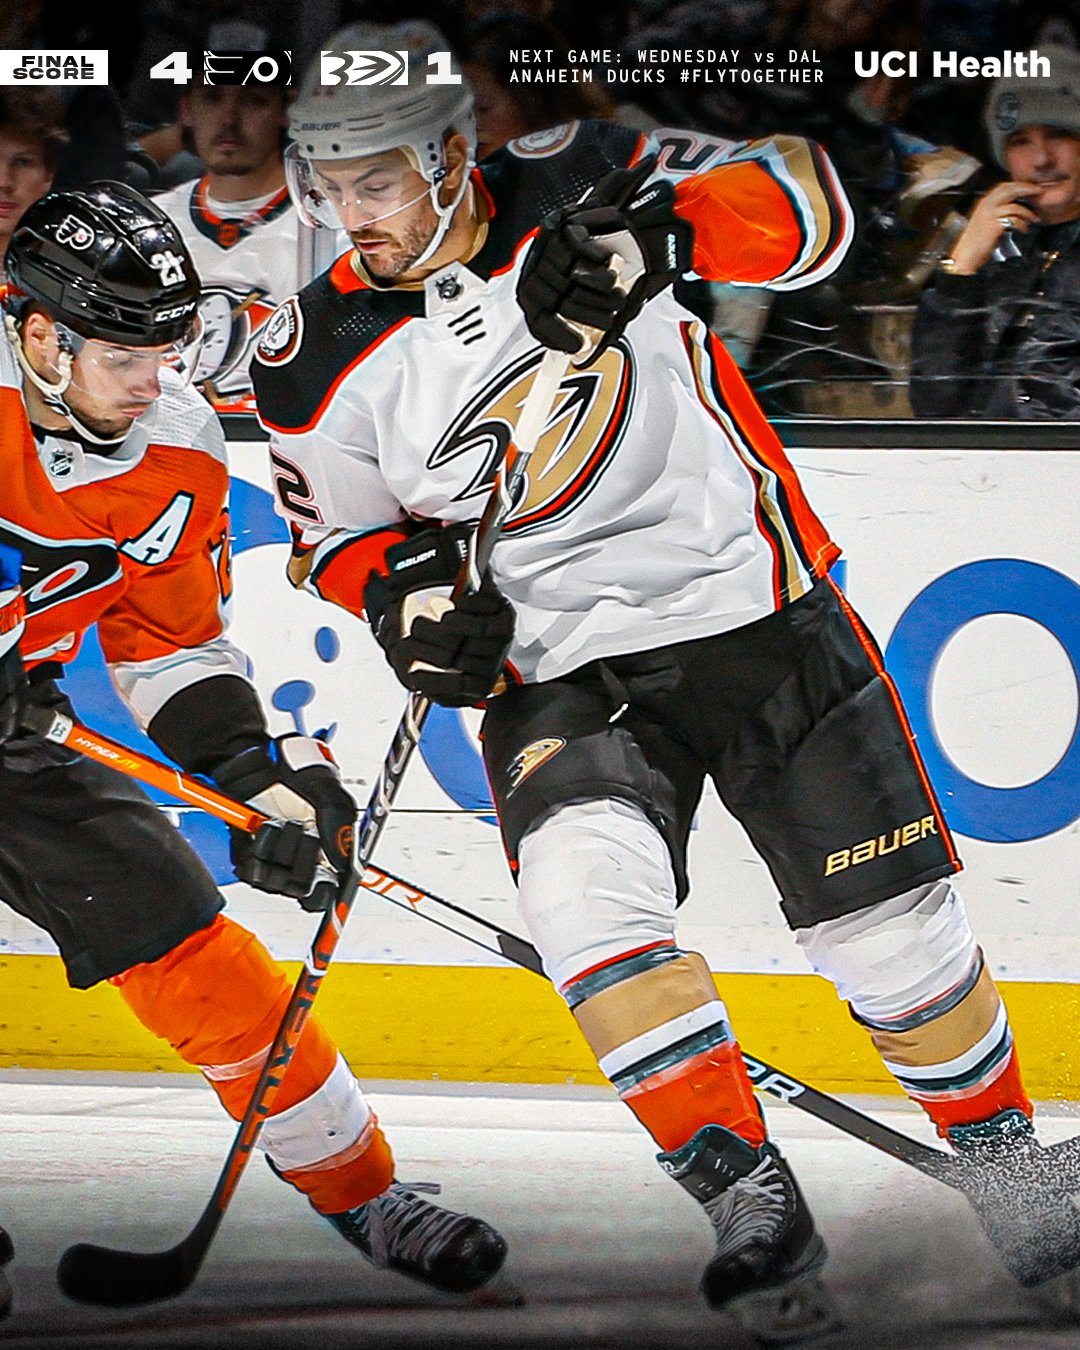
[475, 120, 648, 274]
[253, 269, 421, 433]
[141, 377, 228, 465]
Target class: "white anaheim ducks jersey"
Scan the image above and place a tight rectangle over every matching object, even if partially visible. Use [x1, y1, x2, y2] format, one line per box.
[252, 120, 851, 685]
[154, 177, 346, 413]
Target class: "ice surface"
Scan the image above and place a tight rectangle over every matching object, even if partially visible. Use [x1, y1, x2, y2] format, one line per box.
[1, 1071, 1079, 1348]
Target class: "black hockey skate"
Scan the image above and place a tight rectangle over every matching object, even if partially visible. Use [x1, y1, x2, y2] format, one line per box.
[949, 1108, 1080, 1287]
[660, 1124, 841, 1344]
[0, 1225, 12, 1318]
[324, 1180, 507, 1294]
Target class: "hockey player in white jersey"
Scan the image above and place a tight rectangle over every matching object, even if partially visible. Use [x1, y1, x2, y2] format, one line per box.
[252, 43, 1064, 1334]
[154, 76, 343, 415]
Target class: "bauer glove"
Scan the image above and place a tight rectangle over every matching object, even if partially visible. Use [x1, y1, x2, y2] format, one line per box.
[0, 543, 27, 748]
[363, 523, 515, 708]
[517, 153, 693, 363]
[213, 734, 356, 912]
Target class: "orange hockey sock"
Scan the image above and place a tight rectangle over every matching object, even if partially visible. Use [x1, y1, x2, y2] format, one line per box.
[915, 1046, 1033, 1139]
[568, 950, 767, 1153]
[861, 961, 1033, 1139]
[278, 1117, 395, 1214]
[112, 914, 394, 1210]
[620, 1039, 767, 1152]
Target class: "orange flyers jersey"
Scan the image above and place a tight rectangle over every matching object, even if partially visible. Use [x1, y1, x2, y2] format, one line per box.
[253, 119, 852, 685]
[0, 330, 250, 727]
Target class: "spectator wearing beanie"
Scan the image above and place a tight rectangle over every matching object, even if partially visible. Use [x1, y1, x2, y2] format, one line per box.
[911, 44, 1080, 419]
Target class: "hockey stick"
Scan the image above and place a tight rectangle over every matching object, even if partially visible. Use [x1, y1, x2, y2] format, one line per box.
[34, 708, 1080, 1289]
[27, 705, 1080, 1194]
[47, 347, 572, 1307]
[21, 705, 543, 974]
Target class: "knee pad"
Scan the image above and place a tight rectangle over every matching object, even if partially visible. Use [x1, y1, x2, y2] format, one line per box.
[794, 879, 977, 1024]
[517, 798, 678, 993]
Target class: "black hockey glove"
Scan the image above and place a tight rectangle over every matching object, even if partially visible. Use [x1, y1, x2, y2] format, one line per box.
[363, 524, 515, 708]
[517, 153, 693, 363]
[212, 734, 356, 912]
[0, 546, 27, 748]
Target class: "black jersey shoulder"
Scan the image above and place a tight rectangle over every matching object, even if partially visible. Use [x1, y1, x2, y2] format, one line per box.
[252, 263, 424, 433]
[471, 120, 646, 278]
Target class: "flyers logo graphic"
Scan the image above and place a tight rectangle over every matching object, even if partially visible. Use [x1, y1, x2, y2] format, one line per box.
[256, 297, 304, 367]
[506, 737, 565, 794]
[429, 343, 635, 535]
[55, 214, 94, 250]
[0, 522, 120, 618]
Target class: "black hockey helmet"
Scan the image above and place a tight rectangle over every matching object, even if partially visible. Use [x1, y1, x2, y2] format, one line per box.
[6, 181, 201, 347]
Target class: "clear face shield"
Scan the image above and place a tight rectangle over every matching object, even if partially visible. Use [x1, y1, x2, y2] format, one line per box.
[55, 315, 206, 395]
[284, 142, 434, 231]
[6, 311, 206, 445]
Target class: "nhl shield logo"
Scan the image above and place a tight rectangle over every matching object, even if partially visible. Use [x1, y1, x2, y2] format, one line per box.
[435, 273, 464, 302]
[47, 443, 76, 478]
[55, 215, 95, 251]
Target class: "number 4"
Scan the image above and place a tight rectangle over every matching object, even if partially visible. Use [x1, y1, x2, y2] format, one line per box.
[149, 51, 194, 85]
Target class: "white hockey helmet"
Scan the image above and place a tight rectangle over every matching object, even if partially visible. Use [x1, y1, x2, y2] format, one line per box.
[286, 21, 476, 266]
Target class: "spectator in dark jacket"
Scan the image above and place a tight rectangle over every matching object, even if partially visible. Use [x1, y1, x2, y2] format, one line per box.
[911, 44, 1080, 418]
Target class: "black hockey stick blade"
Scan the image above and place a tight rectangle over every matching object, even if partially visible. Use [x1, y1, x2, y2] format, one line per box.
[497, 931, 545, 975]
[58, 1231, 202, 1306]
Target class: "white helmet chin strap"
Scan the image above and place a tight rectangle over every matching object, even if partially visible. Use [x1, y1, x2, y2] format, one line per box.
[5, 313, 130, 447]
[411, 163, 474, 271]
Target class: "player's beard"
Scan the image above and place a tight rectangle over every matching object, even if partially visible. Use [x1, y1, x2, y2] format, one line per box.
[351, 212, 439, 281]
[203, 145, 260, 177]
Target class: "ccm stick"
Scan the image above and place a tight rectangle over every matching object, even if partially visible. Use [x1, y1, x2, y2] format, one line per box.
[30, 708, 1080, 1291]
[42, 346, 572, 1307]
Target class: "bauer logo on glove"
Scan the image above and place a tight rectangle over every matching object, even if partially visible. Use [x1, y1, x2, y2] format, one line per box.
[363, 522, 515, 708]
[516, 154, 693, 364]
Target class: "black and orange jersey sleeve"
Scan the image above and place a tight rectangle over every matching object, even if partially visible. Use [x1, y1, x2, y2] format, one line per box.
[285, 520, 415, 620]
[637, 128, 853, 290]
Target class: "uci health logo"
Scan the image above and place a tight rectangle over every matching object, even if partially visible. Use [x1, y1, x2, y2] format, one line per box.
[0, 51, 109, 85]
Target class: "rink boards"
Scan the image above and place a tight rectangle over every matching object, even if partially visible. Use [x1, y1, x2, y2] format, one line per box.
[2, 431, 1078, 1095]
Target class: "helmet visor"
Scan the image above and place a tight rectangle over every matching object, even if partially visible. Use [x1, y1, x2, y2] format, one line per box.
[284, 143, 430, 230]
[58, 313, 205, 394]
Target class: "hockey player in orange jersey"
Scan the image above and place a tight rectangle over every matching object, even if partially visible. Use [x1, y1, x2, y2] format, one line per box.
[250, 31, 1066, 1338]
[0, 182, 505, 1300]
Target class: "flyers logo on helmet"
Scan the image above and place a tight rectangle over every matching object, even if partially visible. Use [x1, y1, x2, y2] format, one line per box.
[428, 343, 635, 536]
[55, 215, 94, 250]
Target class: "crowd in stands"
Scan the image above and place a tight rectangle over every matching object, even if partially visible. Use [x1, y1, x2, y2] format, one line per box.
[5, 0, 1080, 420]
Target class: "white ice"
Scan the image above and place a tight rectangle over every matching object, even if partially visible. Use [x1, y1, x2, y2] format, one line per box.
[1, 1071, 1079, 1348]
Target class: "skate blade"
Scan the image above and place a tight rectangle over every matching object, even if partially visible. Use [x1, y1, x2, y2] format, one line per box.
[455, 1272, 526, 1309]
[727, 1273, 843, 1346]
